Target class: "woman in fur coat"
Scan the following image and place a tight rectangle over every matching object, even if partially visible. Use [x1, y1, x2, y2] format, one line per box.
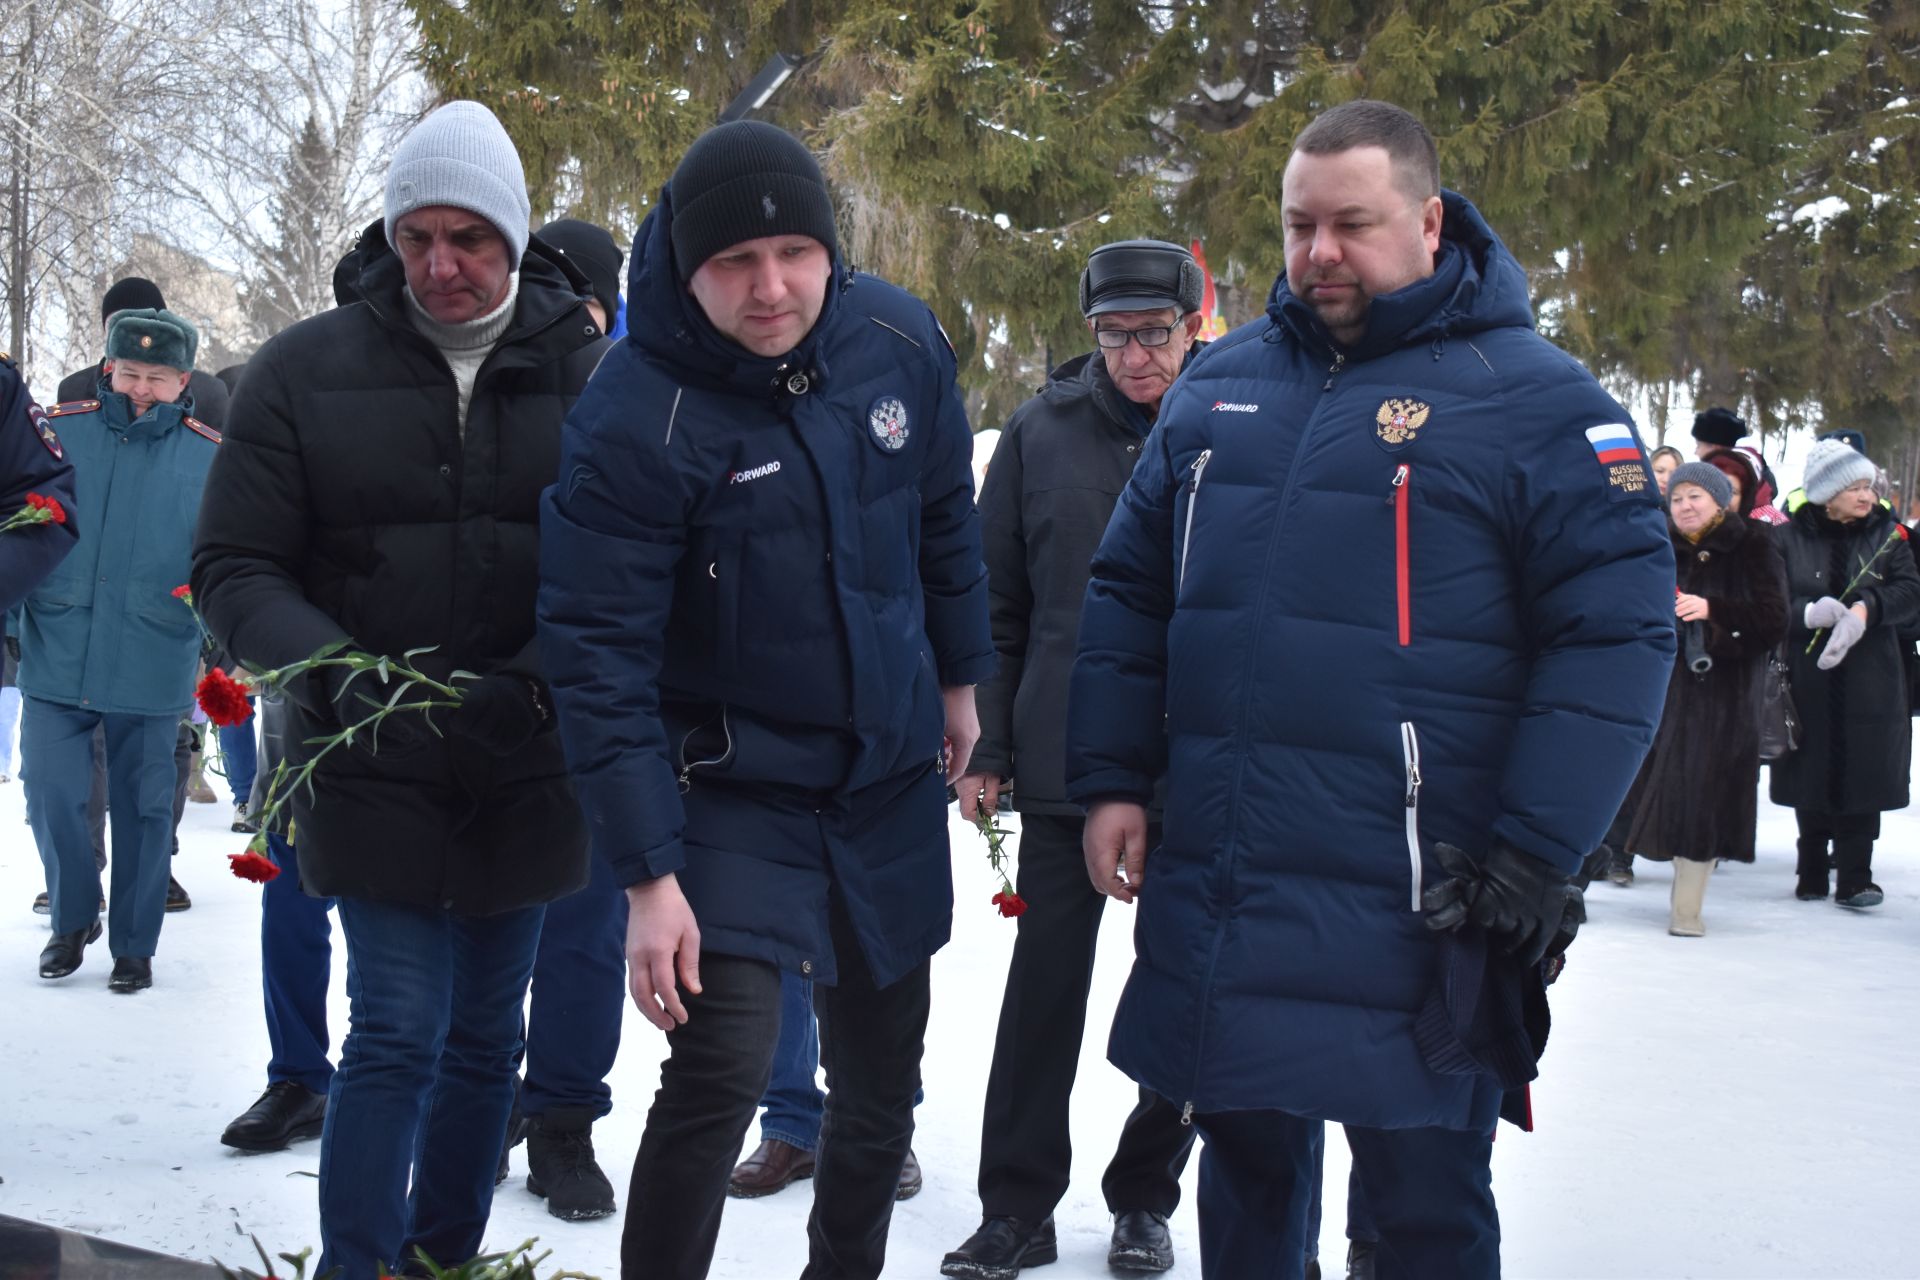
[1623, 462, 1787, 936]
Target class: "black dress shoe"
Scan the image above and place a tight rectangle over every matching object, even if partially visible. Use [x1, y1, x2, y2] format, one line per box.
[896, 1147, 923, 1200]
[39, 920, 103, 978]
[108, 956, 152, 992]
[166, 876, 192, 911]
[1347, 1239, 1379, 1280]
[221, 1081, 328, 1152]
[940, 1216, 1057, 1279]
[1108, 1210, 1174, 1273]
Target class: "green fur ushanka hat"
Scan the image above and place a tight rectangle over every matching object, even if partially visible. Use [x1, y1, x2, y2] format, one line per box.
[105, 307, 198, 372]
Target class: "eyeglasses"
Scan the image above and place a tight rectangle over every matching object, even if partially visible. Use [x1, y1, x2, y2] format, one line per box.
[1094, 326, 1175, 349]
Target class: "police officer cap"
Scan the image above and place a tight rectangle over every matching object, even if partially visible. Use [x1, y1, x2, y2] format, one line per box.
[1080, 240, 1204, 318]
[1818, 426, 1868, 455]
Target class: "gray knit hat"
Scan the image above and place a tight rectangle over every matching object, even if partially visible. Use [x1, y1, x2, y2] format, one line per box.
[1668, 461, 1732, 511]
[384, 102, 531, 266]
[1803, 439, 1878, 505]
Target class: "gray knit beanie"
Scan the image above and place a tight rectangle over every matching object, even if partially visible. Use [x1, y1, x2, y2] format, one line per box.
[1803, 439, 1877, 505]
[384, 102, 531, 266]
[1668, 461, 1732, 511]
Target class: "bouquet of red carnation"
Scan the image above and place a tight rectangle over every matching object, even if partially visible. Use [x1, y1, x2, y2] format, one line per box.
[0, 491, 67, 532]
[178, 587, 470, 884]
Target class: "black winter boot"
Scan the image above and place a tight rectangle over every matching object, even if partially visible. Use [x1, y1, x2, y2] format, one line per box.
[1794, 837, 1830, 900]
[524, 1107, 616, 1221]
[1346, 1239, 1378, 1280]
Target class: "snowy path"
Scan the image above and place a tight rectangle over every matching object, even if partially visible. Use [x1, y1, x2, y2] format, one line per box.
[0, 771, 1916, 1279]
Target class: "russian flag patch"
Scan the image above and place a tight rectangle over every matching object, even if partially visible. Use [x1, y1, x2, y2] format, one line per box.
[1585, 423, 1642, 465]
[1585, 423, 1655, 502]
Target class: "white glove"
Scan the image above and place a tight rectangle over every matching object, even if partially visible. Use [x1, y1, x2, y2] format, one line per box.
[1817, 607, 1867, 670]
[1805, 596, 1850, 630]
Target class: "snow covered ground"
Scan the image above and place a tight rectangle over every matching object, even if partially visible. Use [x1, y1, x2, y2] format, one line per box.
[1, 764, 1917, 1279]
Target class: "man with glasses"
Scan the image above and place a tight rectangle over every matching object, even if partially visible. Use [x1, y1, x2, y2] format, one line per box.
[942, 240, 1203, 1280]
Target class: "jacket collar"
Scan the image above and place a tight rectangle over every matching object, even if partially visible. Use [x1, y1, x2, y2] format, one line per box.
[1268, 190, 1535, 362]
[351, 230, 597, 361]
[625, 182, 849, 399]
[94, 388, 191, 439]
[1051, 343, 1203, 439]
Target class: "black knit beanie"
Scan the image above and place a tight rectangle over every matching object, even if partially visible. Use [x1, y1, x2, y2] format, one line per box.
[538, 218, 624, 322]
[100, 277, 166, 324]
[668, 121, 838, 282]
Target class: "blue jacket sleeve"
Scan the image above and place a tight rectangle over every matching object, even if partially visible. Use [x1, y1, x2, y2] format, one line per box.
[916, 321, 995, 687]
[0, 364, 78, 613]
[1490, 383, 1677, 874]
[537, 347, 692, 888]
[1064, 413, 1180, 806]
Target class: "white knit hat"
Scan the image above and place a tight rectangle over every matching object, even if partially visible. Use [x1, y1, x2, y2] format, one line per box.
[384, 102, 531, 266]
[1803, 439, 1877, 505]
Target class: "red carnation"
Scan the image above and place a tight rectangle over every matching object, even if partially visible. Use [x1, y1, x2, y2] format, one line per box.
[992, 890, 1028, 919]
[229, 850, 280, 884]
[172, 584, 193, 601]
[26, 493, 44, 508]
[1899, 525, 1911, 541]
[196, 667, 255, 727]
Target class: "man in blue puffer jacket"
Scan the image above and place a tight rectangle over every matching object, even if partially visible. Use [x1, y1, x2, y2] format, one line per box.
[1066, 101, 1675, 1278]
[537, 121, 993, 1280]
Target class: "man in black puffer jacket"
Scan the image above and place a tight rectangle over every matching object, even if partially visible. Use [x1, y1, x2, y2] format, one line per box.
[191, 102, 606, 1280]
[944, 241, 1203, 1280]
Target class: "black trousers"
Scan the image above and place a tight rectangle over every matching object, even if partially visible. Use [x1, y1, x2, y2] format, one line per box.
[977, 812, 1195, 1223]
[1794, 808, 1880, 894]
[620, 901, 929, 1280]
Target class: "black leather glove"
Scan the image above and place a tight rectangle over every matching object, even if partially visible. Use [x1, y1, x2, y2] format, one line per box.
[1422, 840, 1586, 968]
[323, 663, 432, 761]
[445, 674, 547, 757]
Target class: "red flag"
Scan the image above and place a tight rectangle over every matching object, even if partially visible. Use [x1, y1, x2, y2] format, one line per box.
[1190, 239, 1217, 323]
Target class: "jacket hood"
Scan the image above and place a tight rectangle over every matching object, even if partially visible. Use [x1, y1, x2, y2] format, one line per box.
[1268, 190, 1535, 361]
[349, 224, 598, 346]
[624, 182, 849, 395]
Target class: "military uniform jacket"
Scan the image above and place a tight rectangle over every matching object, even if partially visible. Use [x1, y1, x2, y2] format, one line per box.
[538, 187, 994, 987]
[18, 389, 215, 715]
[0, 355, 78, 613]
[1067, 193, 1676, 1130]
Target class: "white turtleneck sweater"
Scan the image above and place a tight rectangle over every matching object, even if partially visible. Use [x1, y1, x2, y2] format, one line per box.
[405, 272, 520, 435]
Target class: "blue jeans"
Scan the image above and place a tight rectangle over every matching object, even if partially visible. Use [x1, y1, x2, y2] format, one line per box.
[759, 970, 924, 1151]
[262, 833, 335, 1094]
[522, 851, 628, 1119]
[22, 698, 176, 956]
[0, 684, 19, 775]
[1194, 1111, 1498, 1280]
[317, 897, 545, 1280]
[217, 703, 258, 806]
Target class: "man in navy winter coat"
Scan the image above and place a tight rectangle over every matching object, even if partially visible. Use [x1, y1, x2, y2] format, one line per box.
[537, 121, 993, 1280]
[1066, 101, 1675, 1277]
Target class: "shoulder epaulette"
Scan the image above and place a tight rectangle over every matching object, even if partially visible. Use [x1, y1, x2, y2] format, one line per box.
[184, 416, 221, 444]
[46, 399, 100, 418]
